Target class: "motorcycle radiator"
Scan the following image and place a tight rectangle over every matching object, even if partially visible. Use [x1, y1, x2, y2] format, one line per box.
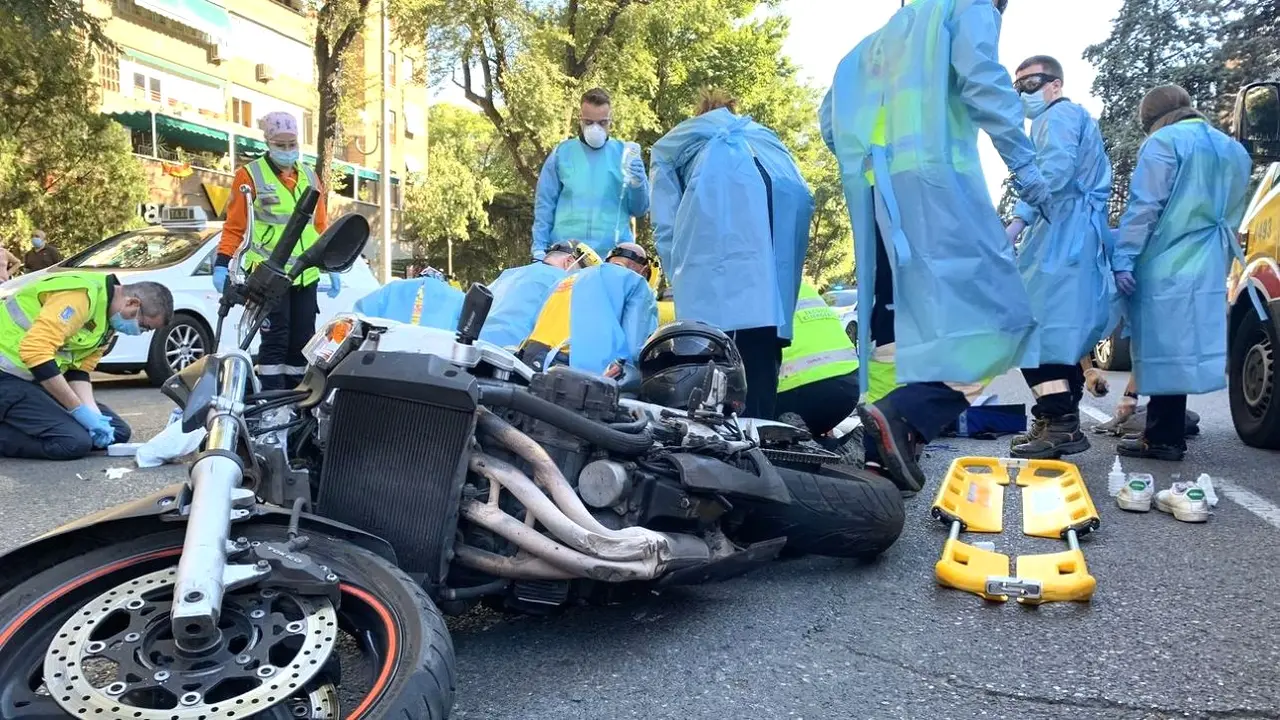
[317, 351, 478, 591]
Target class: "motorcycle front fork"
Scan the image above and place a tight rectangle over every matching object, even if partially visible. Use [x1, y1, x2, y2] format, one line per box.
[169, 350, 267, 652]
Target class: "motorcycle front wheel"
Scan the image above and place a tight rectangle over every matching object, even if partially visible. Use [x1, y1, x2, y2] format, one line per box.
[0, 525, 455, 719]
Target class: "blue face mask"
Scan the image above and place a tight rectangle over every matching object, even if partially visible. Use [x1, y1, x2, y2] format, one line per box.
[110, 312, 142, 336]
[269, 148, 299, 167]
[1021, 88, 1049, 119]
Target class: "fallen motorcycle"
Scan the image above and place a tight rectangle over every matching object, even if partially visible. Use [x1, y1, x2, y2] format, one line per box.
[0, 192, 905, 718]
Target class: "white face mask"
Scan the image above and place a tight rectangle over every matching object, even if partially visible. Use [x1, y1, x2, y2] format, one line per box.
[582, 123, 608, 149]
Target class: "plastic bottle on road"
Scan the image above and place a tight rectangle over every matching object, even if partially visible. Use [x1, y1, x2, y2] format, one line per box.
[1108, 455, 1126, 496]
[1197, 473, 1219, 507]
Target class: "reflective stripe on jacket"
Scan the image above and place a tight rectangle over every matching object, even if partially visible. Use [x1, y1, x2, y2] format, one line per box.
[0, 273, 109, 379]
[778, 283, 859, 393]
[241, 156, 322, 287]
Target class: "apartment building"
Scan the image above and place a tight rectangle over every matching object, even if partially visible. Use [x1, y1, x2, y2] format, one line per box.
[85, 0, 430, 267]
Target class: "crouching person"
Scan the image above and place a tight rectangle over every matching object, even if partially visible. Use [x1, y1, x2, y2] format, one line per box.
[775, 281, 860, 438]
[353, 267, 464, 329]
[0, 275, 173, 460]
[520, 243, 658, 376]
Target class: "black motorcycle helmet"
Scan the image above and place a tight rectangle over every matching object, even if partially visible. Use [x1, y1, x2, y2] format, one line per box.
[638, 321, 748, 415]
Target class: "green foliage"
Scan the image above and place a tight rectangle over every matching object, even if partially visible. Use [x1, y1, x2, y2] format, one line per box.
[0, 6, 146, 259]
[1084, 0, 1231, 223]
[391, 0, 851, 283]
[309, 0, 372, 190]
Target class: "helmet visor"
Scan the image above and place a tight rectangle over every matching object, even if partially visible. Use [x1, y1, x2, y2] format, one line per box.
[640, 334, 729, 372]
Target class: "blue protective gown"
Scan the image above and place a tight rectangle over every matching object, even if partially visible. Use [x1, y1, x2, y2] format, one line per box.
[650, 108, 814, 341]
[557, 263, 658, 376]
[352, 277, 464, 329]
[820, 0, 1050, 388]
[478, 261, 569, 350]
[1013, 99, 1118, 365]
[531, 137, 650, 260]
[1112, 119, 1253, 396]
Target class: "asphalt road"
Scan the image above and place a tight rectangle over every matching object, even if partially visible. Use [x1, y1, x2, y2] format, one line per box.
[3, 370, 1280, 719]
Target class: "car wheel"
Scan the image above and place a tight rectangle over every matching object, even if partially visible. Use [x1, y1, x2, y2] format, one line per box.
[1229, 308, 1280, 449]
[145, 312, 212, 386]
[1094, 323, 1131, 372]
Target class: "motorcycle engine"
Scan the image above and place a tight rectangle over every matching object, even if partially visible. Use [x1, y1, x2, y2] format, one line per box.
[504, 365, 626, 483]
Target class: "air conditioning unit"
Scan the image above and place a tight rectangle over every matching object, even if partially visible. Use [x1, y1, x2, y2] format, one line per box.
[256, 63, 276, 82]
[208, 43, 227, 64]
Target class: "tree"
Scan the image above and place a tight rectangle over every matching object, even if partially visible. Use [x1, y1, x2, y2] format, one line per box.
[400, 105, 499, 279]
[1083, 0, 1225, 223]
[0, 4, 146, 258]
[311, 0, 372, 190]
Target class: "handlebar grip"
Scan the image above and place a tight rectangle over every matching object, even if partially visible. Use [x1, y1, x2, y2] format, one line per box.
[456, 283, 494, 345]
[266, 187, 320, 271]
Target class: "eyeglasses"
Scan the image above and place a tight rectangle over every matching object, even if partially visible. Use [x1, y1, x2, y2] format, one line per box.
[1013, 73, 1060, 95]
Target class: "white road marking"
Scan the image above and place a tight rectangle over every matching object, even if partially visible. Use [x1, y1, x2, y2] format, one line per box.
[1213, 481, 1280, 531]
[1079, 404, 1111, 424]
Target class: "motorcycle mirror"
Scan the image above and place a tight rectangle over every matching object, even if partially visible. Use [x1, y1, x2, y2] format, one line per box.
[290, 213, 370, 279]
[159, 355, 211, 410]
[455, 283, 493, 345]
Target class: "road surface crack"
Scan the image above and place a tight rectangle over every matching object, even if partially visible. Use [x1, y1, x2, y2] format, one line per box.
[837, 642, 1280, 719]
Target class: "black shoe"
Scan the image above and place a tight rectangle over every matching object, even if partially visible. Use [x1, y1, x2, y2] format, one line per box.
[1117, 435, 1185, 461]
[1010, 413, 1090, 459]
[857, 401, 927, 496]
[1185, 410, 1201, 437]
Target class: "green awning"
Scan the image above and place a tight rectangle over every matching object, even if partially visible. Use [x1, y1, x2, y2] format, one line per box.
[136, 0, 231, 42]
[122, 47, 222, 87]
[108, 111, 230, 152]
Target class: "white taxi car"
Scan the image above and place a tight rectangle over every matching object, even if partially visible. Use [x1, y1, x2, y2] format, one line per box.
[0, 207, 382, 385]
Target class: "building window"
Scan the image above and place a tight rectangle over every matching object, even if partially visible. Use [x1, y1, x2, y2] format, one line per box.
[149, 77, 162, 103]
[389, 111, 397, 144]
[232, 98, 253, 128]
[133, 72, 146, 99]
[387, 51, 397, 86]
[302, 110, 314, 145]
[98, 46, 120, 93]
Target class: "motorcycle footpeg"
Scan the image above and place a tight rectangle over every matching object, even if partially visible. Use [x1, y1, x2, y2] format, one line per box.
[984, 575, 1043, 601]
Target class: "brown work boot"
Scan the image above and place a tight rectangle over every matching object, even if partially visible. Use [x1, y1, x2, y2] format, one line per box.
[1010, 414, 1090, 459]
[1010, 416, 1048, 449]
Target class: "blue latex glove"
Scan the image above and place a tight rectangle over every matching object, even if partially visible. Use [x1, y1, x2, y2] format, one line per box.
[1114, 271, 1136, 296]
[627, 154, 646, 188]
[213, 266, 228, 292]
[327, 272, 341, 299]
[70, 405, 115, 448]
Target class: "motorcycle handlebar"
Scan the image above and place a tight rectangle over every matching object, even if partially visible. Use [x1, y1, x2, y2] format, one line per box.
[266, 187, 320, 272]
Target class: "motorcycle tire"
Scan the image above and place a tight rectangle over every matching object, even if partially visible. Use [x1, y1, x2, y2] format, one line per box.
[728, 465, 905, 561]
[0, 524, 455, 719]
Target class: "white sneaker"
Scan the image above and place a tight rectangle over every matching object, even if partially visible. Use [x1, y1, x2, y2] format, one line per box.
[1156, 482, 1210, 523]
[1116, 475, 1154, 512]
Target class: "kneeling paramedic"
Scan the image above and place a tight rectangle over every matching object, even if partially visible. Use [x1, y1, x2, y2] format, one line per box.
[1002, 55, 1116, 459]
[479, 242, 583, 350]
[520, 243, 658, 376]
[0, 275, 173, 460]
[353, 267, 464, 329]
[212, 111, 338, 391]
[775, 282, 860, 437]
[822, 0, 1052, 496]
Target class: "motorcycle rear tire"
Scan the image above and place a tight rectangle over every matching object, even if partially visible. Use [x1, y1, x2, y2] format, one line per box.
[0, 525, 455, 719]
[729, 466, 905, 561]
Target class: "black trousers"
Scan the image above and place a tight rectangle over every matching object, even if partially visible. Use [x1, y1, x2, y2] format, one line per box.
[1021, 364, 1084, 418]
[729, 327, 783, 420]
[867, 218, 969, 444]
[1146, 394, 1188, 449]
[776, 372, 860, 437]
[258, 282, 319, 391]
[0, 372, 130, 460]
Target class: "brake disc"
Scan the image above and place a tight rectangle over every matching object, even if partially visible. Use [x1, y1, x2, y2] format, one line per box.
[44, 566, 339, 719]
